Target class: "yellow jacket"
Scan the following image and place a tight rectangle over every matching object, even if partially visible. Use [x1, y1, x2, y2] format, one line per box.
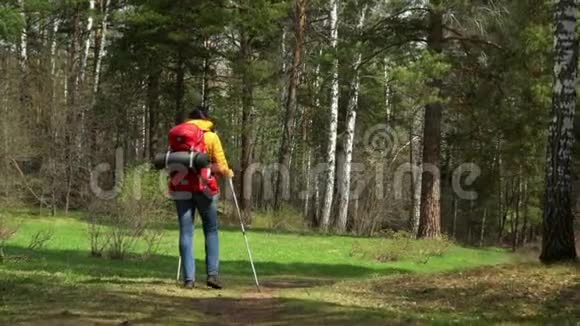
[188, 119, 231, 176]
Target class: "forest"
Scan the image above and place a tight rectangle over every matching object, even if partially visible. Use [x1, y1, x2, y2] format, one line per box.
[0, 0, 578, 324]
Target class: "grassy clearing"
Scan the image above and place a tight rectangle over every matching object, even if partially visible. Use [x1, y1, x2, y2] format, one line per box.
[0, 210, 578, 324]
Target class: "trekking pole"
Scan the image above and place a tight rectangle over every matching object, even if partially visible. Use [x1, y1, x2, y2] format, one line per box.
[228, 177, 260, 291]
[176, 257, 182, 282]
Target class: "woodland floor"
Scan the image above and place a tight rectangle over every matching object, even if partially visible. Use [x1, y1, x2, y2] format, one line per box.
[0, 210, 578, 325]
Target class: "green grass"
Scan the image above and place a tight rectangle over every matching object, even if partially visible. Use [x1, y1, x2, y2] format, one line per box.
[0, 209, 578, 325]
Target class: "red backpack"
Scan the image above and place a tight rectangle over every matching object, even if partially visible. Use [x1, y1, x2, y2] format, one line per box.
[167, 122, 218, 197]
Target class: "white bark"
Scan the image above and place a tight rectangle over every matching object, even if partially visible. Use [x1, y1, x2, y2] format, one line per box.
[412, 164, 422, 235]
[93, 0, 111, 95]
[17, 0, 27, 73]
[50, 19, 60, 77]
[282, 28, 287, 74]
[480, 207, 487, 247]
[409, 109, 423, 236]
[80, 0, 96, 83]
[336, 4, 367, 232]
[320, 0, 340, 231]
[304, 151, 311, 218]
[384, 57, 391, 121]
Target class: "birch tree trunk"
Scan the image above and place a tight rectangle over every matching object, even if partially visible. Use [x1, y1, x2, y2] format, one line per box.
[17, 0, 30, 116]
[320, 0, 340, 231]
[417, 1, 443, 239]
[93, 0, 110, 95]
[17, 0, 27, 71]
[80, 0, 95, 83]
[50, 19, 60, 78]
[409, 114, 423, 236]
[384, 58, 391, 122]
[275, 0, 307, 209]
[541, 0, 578, 263]
[309, 49, 323, 227]
[336, 4, 367, 233]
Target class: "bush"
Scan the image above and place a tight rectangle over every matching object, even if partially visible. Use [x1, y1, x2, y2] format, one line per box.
[251, 206, 306, 231]
[350, 231, 452, 263]
[86, 166, 172, 260]
[108, 166, 171, 260]
[27, 228, 54, 250]
[86, 200, 114, 257]
[0, 214, 19, 262]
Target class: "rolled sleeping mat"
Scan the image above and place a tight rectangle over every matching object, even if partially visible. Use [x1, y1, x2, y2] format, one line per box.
[152, 151, 211, 171]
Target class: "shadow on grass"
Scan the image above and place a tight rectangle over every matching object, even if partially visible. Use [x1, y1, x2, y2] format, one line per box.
[0, 275, 396, 325]
[1, 245, 409, 282]
[543, 272, 580, 320]
[362, 264, 580, 324]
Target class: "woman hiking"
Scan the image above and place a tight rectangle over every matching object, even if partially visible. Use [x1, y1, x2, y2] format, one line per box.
[170, 105, 233, 289]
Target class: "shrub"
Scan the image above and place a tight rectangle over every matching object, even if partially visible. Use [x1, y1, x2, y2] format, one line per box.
[108, 166, 171, 260]
[0, 214, 19, 262]
[28, 228, 54, 250]
[350, 231, 452, 263]
[251, 206, 305, 231]
[86, 200, 114, 257]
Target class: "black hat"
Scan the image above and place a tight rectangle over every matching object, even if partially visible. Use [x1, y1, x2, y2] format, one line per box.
[188, 105, 210, 120]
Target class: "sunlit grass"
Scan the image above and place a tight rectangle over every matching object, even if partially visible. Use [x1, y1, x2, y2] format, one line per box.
[1, 209, 576, 324]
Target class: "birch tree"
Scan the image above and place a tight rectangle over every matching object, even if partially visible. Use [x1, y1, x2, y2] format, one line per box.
[17, 0, 29, 115]
[93, 0, 111, 95]
[80, 0, 95, 83]
[320, 0, 340, 231]
[336, 3, 368, 233]
[540, 0, 578, 263]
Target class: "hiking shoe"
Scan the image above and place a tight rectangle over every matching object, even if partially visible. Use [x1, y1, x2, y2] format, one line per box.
[184, 281, 195, 289]
[206, 276, 222, 289]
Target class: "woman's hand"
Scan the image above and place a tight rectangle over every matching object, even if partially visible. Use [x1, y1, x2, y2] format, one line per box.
[224, 169, 234, 178]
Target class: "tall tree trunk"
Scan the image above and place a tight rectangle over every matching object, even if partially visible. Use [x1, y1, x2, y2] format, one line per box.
[50, 18, 60, 78]
[480, 207, 487, 247]
[64, 5, 82, 214]
[452, 195, 458, 239]
[417, 1, 443, 239]
[240, 32, 255, 223]
[384, 58, 392, 122]
[513, 176, 522, 250]
[17, 0, 30, 117]
[320, 0, 340, 231]
[201, 38, 211, 106]
[409, 121, 423, 236]
[275, 0, 307, 209]
[147, 68, 161, 160]
[93, 0, 110, 96]
[303, 150, 311, 215]
[309, 50, 323, 227]
[521, 180, 529, 246]
[79, 0, 95, 83]
[175, 51, 185, 124]
[336, 3, 367, 233]
[541, 0, 578, 263]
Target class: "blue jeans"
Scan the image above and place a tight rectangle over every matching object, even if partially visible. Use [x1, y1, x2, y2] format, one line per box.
[175, 194, 219, 282]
